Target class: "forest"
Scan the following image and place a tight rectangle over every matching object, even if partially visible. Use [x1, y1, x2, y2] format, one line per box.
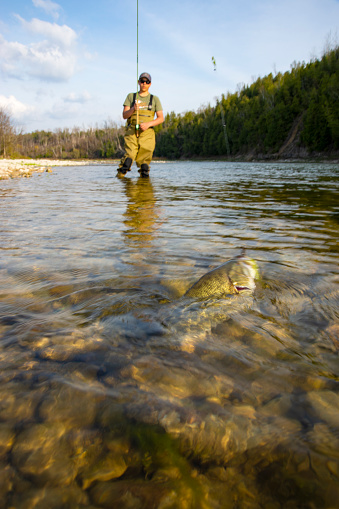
[0, 47, 338, 160]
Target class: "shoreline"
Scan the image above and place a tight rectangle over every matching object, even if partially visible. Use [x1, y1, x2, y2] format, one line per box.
[1, 156, 337, 180]
[0, 159, 119, 180]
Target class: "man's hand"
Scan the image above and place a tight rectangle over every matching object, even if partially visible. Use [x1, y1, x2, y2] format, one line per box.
[139, 122, 149, 132]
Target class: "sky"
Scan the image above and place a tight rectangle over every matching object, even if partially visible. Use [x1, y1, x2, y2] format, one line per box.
[0, 0, 338, 133]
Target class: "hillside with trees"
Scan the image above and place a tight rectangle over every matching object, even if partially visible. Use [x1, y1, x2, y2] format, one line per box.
[1, 47, 338, 161]
[154, 46, 338, 159]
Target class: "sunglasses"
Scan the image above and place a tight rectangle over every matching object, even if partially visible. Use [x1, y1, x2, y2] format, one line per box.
[140, 79, 150, 84]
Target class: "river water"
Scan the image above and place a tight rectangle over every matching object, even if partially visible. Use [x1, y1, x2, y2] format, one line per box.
[1, 161, 338, 508]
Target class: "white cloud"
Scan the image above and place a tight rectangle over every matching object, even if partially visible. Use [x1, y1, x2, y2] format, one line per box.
[0, 95, 34, 118]
[16, 16, 77, 48]
[0, 34, 76, 81]
[26, 42, 77, 81]
[63, 91, 92, 103]
[32, 0, 62, 20]
[0, 17, 79, 82]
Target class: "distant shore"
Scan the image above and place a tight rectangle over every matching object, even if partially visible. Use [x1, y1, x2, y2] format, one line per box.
[0, 159, 119, 180]
[1, 156, 337, 181]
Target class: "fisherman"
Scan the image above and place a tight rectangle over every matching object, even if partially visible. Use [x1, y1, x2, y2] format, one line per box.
[117, 73, 164, 177]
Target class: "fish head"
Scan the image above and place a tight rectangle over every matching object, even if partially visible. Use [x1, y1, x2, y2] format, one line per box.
[228, 255, 259, 292]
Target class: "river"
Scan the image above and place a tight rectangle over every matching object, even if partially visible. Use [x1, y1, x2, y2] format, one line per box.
[1, 161, 338, 508]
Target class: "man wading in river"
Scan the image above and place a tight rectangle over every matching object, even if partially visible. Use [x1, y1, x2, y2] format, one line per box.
[117, 73, 164, 177]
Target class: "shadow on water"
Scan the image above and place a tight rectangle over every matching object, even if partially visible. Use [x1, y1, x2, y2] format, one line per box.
[0, 162, 338, 508]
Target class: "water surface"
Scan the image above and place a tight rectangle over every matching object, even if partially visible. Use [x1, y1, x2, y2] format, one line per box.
[1, 161, 339, 508]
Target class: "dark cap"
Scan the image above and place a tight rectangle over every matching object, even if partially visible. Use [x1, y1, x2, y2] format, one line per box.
[139, 72, 151, 82]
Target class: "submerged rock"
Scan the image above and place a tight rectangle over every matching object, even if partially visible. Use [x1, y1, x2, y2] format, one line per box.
[80, 438, 129, 490]
[0, 463, 17, 509]
[8, 484, 89, 509]
[11, 423, 77, 486]
[0, 424, 15, 461]
[0, 383, 41, 424]
[120, 354, 233, 401]
[307, 390, 339, 428]
[38, 383, 104, 428]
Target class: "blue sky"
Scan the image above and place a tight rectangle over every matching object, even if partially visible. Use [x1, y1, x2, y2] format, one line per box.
[0, 0, 338, 133]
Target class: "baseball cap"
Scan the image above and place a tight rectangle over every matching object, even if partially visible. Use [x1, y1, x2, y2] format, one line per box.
[139, 72, 151, 82]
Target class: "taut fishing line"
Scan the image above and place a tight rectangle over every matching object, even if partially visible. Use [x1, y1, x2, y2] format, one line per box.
[212, 56, 230, 157]
[136, 0, 140, 136]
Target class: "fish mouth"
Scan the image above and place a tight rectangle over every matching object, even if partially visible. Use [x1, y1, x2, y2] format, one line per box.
[235, 285, 251, 292]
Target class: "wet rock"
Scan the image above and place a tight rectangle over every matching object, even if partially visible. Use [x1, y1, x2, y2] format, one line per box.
[80, 437, 129, 489]
[0, 423, 15, 460]
[97, 396, 133, 429]
[246, 414, 301, 456]
[250, 368, 295, 407]
[90, 480, 165, 509]
[90, 476, 209, 509]
[260, 394, 292, 418]
[8, 484, 89, 509]
[307, 390, 339, 428]
[327, 460, 339, 478]
[120, 354, 233, 401]
[0, 463, 17, 509]
[0, 382, 41, 423]
[172, 412, 252, 465]
[68, 428, 104, 471]
[0, 349, 38, 384]
[34, 329, 107, 362]
[11, 423, 77, 486]
[39, 383, 103, 428]
[326, 323, 339, 350]
[307, 423, 339, 459]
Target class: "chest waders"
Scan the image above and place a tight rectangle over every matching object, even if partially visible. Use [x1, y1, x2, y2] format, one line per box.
[118, 94, 156, 176]
[128, 94, 155, 135]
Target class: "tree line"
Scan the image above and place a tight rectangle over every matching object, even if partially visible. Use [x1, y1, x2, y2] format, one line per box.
[7, 121, 125, 160]
[0, 47, 338, 160]
[154, 46, 339, 159]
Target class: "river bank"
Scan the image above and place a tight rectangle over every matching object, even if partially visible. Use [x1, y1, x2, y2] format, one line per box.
[0, 159, 119, 180]
[1, 156, 337, 181]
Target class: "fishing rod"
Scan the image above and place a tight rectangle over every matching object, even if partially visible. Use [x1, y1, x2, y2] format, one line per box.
[135, 0, 140, 137]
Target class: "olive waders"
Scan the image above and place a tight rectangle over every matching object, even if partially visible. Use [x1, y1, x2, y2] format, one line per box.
[118, 94, 155, 177]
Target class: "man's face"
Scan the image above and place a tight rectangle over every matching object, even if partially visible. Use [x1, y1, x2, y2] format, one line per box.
[139, 79, 151, 93]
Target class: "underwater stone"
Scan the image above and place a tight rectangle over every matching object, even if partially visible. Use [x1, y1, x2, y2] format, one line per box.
[0, 424, 15, 460]
[90, 480, 165, 509]
[0, 463, 17, 508]
[120, 354, 233, 401]
[8, 484, 89, 509]
[36, 331, 107, 362]
[38, 383, 103, 428]
[307, 423, 339, 459]
[0, 383, 41, 423]
[307, 390, 339, 428]
[80, 444, 128, 489]
[11, 423, 77, 486]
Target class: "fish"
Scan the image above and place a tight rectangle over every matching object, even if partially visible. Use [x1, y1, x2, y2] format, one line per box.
[184, 250, 259, 299]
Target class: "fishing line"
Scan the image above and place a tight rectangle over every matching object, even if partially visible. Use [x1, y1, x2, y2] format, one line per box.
[212, 56, 230, 157]
[136, 0, 140, 137]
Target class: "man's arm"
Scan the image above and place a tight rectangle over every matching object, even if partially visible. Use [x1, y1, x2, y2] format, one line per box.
[140, 110, 164, 131]
[122, 104, 135, 120]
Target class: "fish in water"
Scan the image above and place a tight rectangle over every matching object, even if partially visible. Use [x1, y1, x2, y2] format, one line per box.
[184, 250, 259, 299]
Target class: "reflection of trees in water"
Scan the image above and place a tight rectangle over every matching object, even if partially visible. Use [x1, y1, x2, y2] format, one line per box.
[121, 177, 162, 248]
